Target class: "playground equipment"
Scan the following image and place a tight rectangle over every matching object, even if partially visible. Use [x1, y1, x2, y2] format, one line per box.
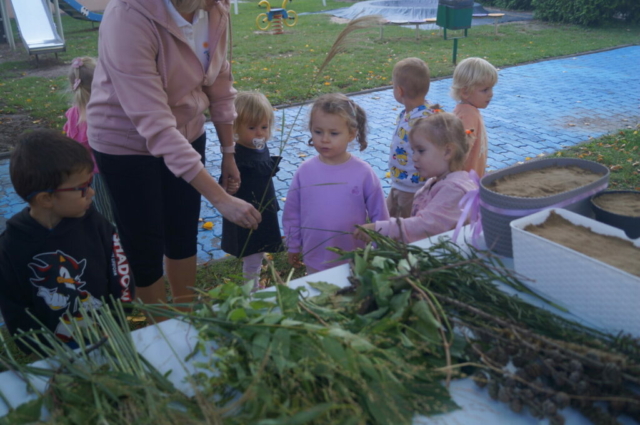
[55, 0, 103, 23]
[3, 0, 66, 59]
[256, 0, 297, 34]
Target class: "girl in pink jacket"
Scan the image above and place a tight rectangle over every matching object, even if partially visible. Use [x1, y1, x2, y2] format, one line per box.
[355, 113, 477, 244]
[63, 56, 114, 225]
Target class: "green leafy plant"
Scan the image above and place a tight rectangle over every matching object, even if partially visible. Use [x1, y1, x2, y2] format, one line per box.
[532, 0, 640, 26]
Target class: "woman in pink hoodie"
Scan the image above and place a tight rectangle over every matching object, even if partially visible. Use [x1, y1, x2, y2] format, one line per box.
[87, 0, 260, 306]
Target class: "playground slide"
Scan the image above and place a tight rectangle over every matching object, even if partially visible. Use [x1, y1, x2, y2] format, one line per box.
[10, 0, 65, 56]
[55, 0, 103, 22]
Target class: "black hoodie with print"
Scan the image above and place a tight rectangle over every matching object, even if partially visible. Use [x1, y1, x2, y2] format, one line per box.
[0, 207, 134, 352]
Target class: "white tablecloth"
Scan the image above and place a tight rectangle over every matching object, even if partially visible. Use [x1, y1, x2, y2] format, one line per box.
[0, 228, 636, 424]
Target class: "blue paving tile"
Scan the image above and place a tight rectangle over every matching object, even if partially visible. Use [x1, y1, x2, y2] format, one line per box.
[0, 46, 638, 264]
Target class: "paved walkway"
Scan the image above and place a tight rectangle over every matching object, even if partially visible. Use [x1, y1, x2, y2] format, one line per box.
[0, 46, 638, 263]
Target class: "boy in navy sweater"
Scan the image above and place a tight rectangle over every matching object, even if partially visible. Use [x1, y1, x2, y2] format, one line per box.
[0, 130, 134, 352]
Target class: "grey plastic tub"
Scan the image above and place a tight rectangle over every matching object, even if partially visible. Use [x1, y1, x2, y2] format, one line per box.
[479, 157, 610, 257]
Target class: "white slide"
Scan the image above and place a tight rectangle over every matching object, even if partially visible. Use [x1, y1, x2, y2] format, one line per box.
[9, 0, 65, 57]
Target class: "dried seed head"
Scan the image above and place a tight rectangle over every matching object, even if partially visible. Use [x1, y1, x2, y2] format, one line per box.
[504, 377, 517, 388]
[553, 371, 567, 387]
[602, 362, 622, 386]
[529, 404, 545, 419]
[569, 370, 582, 384]
[568, 359, 583, 373]
[525, 362, 543, 378]
[548, 349, 563, 361]
[553, 392, 570, 409]
[505, 344, 519, 356]
[488, 381, 499, 400]
[626, 396, 640, 414]
[542, 358, 555, 377]
[498, 386, 512, 403]
[509, 398, 523, 413]
[495, 347, 509, 366]
[585, 351, 600, 363]
[515, 368, 530, 383]
[576, 380, 590, 395]
[472, 370, 488, 388]
[609, 399, 626, 414]
[549, 413, 566, 425]
[520, 389, 534, 400]
[543, 399, 558, 415]
[512, 355, 527, 368]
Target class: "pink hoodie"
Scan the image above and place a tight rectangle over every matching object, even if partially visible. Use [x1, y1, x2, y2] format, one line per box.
[87, 0, 237, 183]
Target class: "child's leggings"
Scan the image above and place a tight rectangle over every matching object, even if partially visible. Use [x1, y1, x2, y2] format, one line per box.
[243, 252, 264, 288]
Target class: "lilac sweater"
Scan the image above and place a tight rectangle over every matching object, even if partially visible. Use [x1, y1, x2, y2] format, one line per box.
[86, 0, 236, 182]
[375, 171, 477, 243]
[283, 156, 389, 271]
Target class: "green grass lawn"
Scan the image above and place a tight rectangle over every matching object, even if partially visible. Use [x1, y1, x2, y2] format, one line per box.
[0, 1, 639, 129]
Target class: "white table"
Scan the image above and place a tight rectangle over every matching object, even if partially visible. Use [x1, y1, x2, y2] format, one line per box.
[0, 229, 637, 424]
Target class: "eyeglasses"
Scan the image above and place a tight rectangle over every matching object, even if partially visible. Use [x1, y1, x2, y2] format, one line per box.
[26, 175, 94, 201]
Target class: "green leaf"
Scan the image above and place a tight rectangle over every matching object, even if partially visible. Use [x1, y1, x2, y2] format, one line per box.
[252, 331, 271, 360]
[371, 273, 393, 308]
[277, 285, 300, 315]
[249, 300, 277, 310]
[282, 402, 335, 424]
[271, 328, 292, 373]
[229, 308, 248, 322]
[321, 336, 348, 369]
[0, 397, 43, 424]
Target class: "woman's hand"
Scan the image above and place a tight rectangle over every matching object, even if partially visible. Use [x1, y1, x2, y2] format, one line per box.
[353, 223, 376, 243]
[216, 195, 262, 229]
[288, 252, 302, 268]
[191, 169, 260, 229]
[221, 154, 241, 195]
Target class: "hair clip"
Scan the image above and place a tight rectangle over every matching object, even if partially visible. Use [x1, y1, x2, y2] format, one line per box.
[71, 57, 83, 68]
[72, 78, 82, 91]
[465, 129, 475, 135]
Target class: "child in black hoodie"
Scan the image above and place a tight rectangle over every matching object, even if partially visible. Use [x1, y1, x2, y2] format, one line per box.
[0, 130, 135, 353]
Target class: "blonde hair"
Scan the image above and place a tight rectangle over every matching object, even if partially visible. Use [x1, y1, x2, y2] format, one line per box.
[233, 91, 274, 141]
[68, 56, 96, 122]
[409, 112, 470, 172]
[308, 93, 368, 151]
[392, 57, 431, 100]
[171, 0, 210, 13]
[450, 57, 498, 102]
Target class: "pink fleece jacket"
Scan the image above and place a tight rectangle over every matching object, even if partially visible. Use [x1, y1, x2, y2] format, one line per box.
[86, 0, 237, 182]
[374, 171, 477, 243]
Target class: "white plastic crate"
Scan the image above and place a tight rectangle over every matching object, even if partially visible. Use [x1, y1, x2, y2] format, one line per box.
[510, 208, 640, 337]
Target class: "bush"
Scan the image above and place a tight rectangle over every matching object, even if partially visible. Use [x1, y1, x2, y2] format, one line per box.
[479, 0, 534, 11]
[532, 0, 640, 26]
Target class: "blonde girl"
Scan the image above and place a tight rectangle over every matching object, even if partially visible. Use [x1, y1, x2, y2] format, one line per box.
[221, 91, 282, 289]
[63, 56, 114, 224]
[451, 57, 498, 178]
[282, 93, 389, 274]
[355, 112, 477, 244]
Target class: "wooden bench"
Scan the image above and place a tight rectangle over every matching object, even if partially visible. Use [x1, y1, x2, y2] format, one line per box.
[379, 13, 505, 40]
[472, 13, 505, 35]
[379, 18, 437, 40]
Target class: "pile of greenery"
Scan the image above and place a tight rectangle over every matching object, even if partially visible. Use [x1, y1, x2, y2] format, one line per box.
[2, 234, 639, 424]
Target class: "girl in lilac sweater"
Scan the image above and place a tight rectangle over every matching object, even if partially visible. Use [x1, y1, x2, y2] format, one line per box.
[283, 93, 389, 274]
[355, 113, 477, 244]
